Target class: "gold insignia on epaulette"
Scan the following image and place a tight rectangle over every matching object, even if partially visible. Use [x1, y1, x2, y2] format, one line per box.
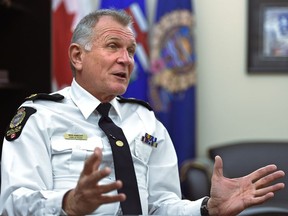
[26, 94, 37, 100]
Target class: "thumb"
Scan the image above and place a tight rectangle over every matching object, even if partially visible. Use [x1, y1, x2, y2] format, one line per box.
[213, 155, 224, 178]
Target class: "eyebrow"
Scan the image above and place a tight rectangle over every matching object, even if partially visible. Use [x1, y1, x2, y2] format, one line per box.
[106, 37, 137, 47]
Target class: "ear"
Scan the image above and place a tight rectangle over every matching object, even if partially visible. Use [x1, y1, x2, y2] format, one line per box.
[69, 43, 84, 71]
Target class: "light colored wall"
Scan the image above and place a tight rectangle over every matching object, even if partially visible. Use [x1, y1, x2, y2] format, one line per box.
[194, 0, 288, 157]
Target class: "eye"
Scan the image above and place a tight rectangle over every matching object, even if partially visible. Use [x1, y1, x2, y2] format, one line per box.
[108, 43, 118, 49]
[128, 47, 136, 57]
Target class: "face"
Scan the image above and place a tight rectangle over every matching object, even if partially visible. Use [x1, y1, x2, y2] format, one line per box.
[70, 16, 136, 102]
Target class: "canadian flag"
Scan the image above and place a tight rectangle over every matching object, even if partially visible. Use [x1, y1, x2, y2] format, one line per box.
[51, 0, 97, 91]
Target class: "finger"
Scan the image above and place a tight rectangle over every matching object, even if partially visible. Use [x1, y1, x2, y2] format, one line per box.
[82, 147, 103, 175]
[83, 167, 112, 187]
[254, 170, 285, 188]
[82, 181, 126, 205]
[213, 155, 224, 177]
[91, 147, 103, 171]
[249, 192, 275, 206]
[96, 193, 126, 205]
[248, 164, 278, 183]
[255, 182, 285, 197]
[95, 180, 123, 195]
[78, 178, 121, 199]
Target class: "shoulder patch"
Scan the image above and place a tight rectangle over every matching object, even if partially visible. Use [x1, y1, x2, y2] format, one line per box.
[25, 93, 64, 102]
[5, 106, 36, 141]
[117, 96, 153, 111]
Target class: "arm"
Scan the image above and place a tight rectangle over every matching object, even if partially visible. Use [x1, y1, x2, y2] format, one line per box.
[0, 106, 65, 215]
[145, 119, 285, 216]
[147, 121, 204, 215]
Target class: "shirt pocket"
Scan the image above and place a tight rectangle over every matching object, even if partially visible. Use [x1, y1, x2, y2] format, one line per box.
[51, 136, 103, 175]
[134, 136, 153, 164]
[133, 136, 152, 204]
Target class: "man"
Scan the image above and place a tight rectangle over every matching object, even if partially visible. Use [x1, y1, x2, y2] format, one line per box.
[0, 9, 285, 215]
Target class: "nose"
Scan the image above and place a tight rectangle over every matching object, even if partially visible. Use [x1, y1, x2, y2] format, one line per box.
[117, 49, 133, 66]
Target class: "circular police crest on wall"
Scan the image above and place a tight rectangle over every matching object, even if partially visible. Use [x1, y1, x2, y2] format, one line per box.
[149, 10, 196, 111]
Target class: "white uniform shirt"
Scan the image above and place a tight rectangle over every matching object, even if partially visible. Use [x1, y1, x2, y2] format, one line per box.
[0, 79, 204, 215]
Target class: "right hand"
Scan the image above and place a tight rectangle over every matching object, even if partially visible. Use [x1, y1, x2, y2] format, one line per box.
[62, 147, 126, 215]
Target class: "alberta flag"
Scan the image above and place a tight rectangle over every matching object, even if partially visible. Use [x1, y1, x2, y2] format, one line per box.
[149, 0, 196, 166]
[100, 0, 149, 101]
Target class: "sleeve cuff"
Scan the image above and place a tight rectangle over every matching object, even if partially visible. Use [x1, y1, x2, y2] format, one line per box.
[41, 190, 69, 215]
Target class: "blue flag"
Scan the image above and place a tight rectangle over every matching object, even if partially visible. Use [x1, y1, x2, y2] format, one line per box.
[149, 0, 196, 166]
[100, 0, 149, 101]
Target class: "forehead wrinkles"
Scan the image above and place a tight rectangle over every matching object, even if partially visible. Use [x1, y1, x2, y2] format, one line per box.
[96, 26, 135, 42]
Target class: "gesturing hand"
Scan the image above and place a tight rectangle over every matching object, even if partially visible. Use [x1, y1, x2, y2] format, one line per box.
[62, 147, 126, 215]
[208, 156, 285, 216]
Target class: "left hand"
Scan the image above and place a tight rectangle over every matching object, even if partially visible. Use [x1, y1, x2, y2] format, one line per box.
[208, 155, 285, 216]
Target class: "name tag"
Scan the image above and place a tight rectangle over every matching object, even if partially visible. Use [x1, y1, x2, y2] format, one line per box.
[52, 135, 103, 152]
[64, 133, 88, 140]
[63, 133, 103, 150]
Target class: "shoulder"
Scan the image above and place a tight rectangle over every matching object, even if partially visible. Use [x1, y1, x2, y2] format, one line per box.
[116, 96, 153, 111]
[23, 92, 66, 117]
[5, 93, 65, 141]
[25, 93, 64, 102]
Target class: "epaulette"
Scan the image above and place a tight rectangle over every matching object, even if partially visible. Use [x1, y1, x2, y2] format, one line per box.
[117, 96, 153, 111]
[5, 106, 36, 141]
[25, 93, 64, 102]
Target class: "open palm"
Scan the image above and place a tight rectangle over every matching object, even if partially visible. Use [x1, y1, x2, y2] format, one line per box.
[208, 156, 285, 216]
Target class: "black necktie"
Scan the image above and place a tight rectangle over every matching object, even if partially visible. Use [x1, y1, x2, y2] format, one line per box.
[96, 103, 142, 215]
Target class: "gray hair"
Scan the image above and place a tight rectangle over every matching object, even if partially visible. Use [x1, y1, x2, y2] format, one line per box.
[70, 9, 134, 76]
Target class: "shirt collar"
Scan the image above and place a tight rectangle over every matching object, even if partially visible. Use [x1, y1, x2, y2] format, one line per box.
[70, 79, 122, 120]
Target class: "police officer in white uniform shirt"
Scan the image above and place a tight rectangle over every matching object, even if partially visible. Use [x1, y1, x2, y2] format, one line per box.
[0, 9, 285, 216]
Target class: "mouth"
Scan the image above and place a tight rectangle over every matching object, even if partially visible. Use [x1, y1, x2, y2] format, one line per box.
[113, 72, 127, 79]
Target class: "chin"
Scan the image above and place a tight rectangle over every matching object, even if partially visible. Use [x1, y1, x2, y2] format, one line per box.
[113, 88, 127, 96]
[118, 90, 127, 96]
[109, 82, 128, 96]
[117, 85, 128, 94]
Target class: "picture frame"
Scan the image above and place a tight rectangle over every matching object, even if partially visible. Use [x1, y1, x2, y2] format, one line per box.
[247, 0, 288, 73]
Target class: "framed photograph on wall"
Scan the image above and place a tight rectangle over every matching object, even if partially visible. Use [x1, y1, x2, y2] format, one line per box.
[247, 0, 288, 73]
